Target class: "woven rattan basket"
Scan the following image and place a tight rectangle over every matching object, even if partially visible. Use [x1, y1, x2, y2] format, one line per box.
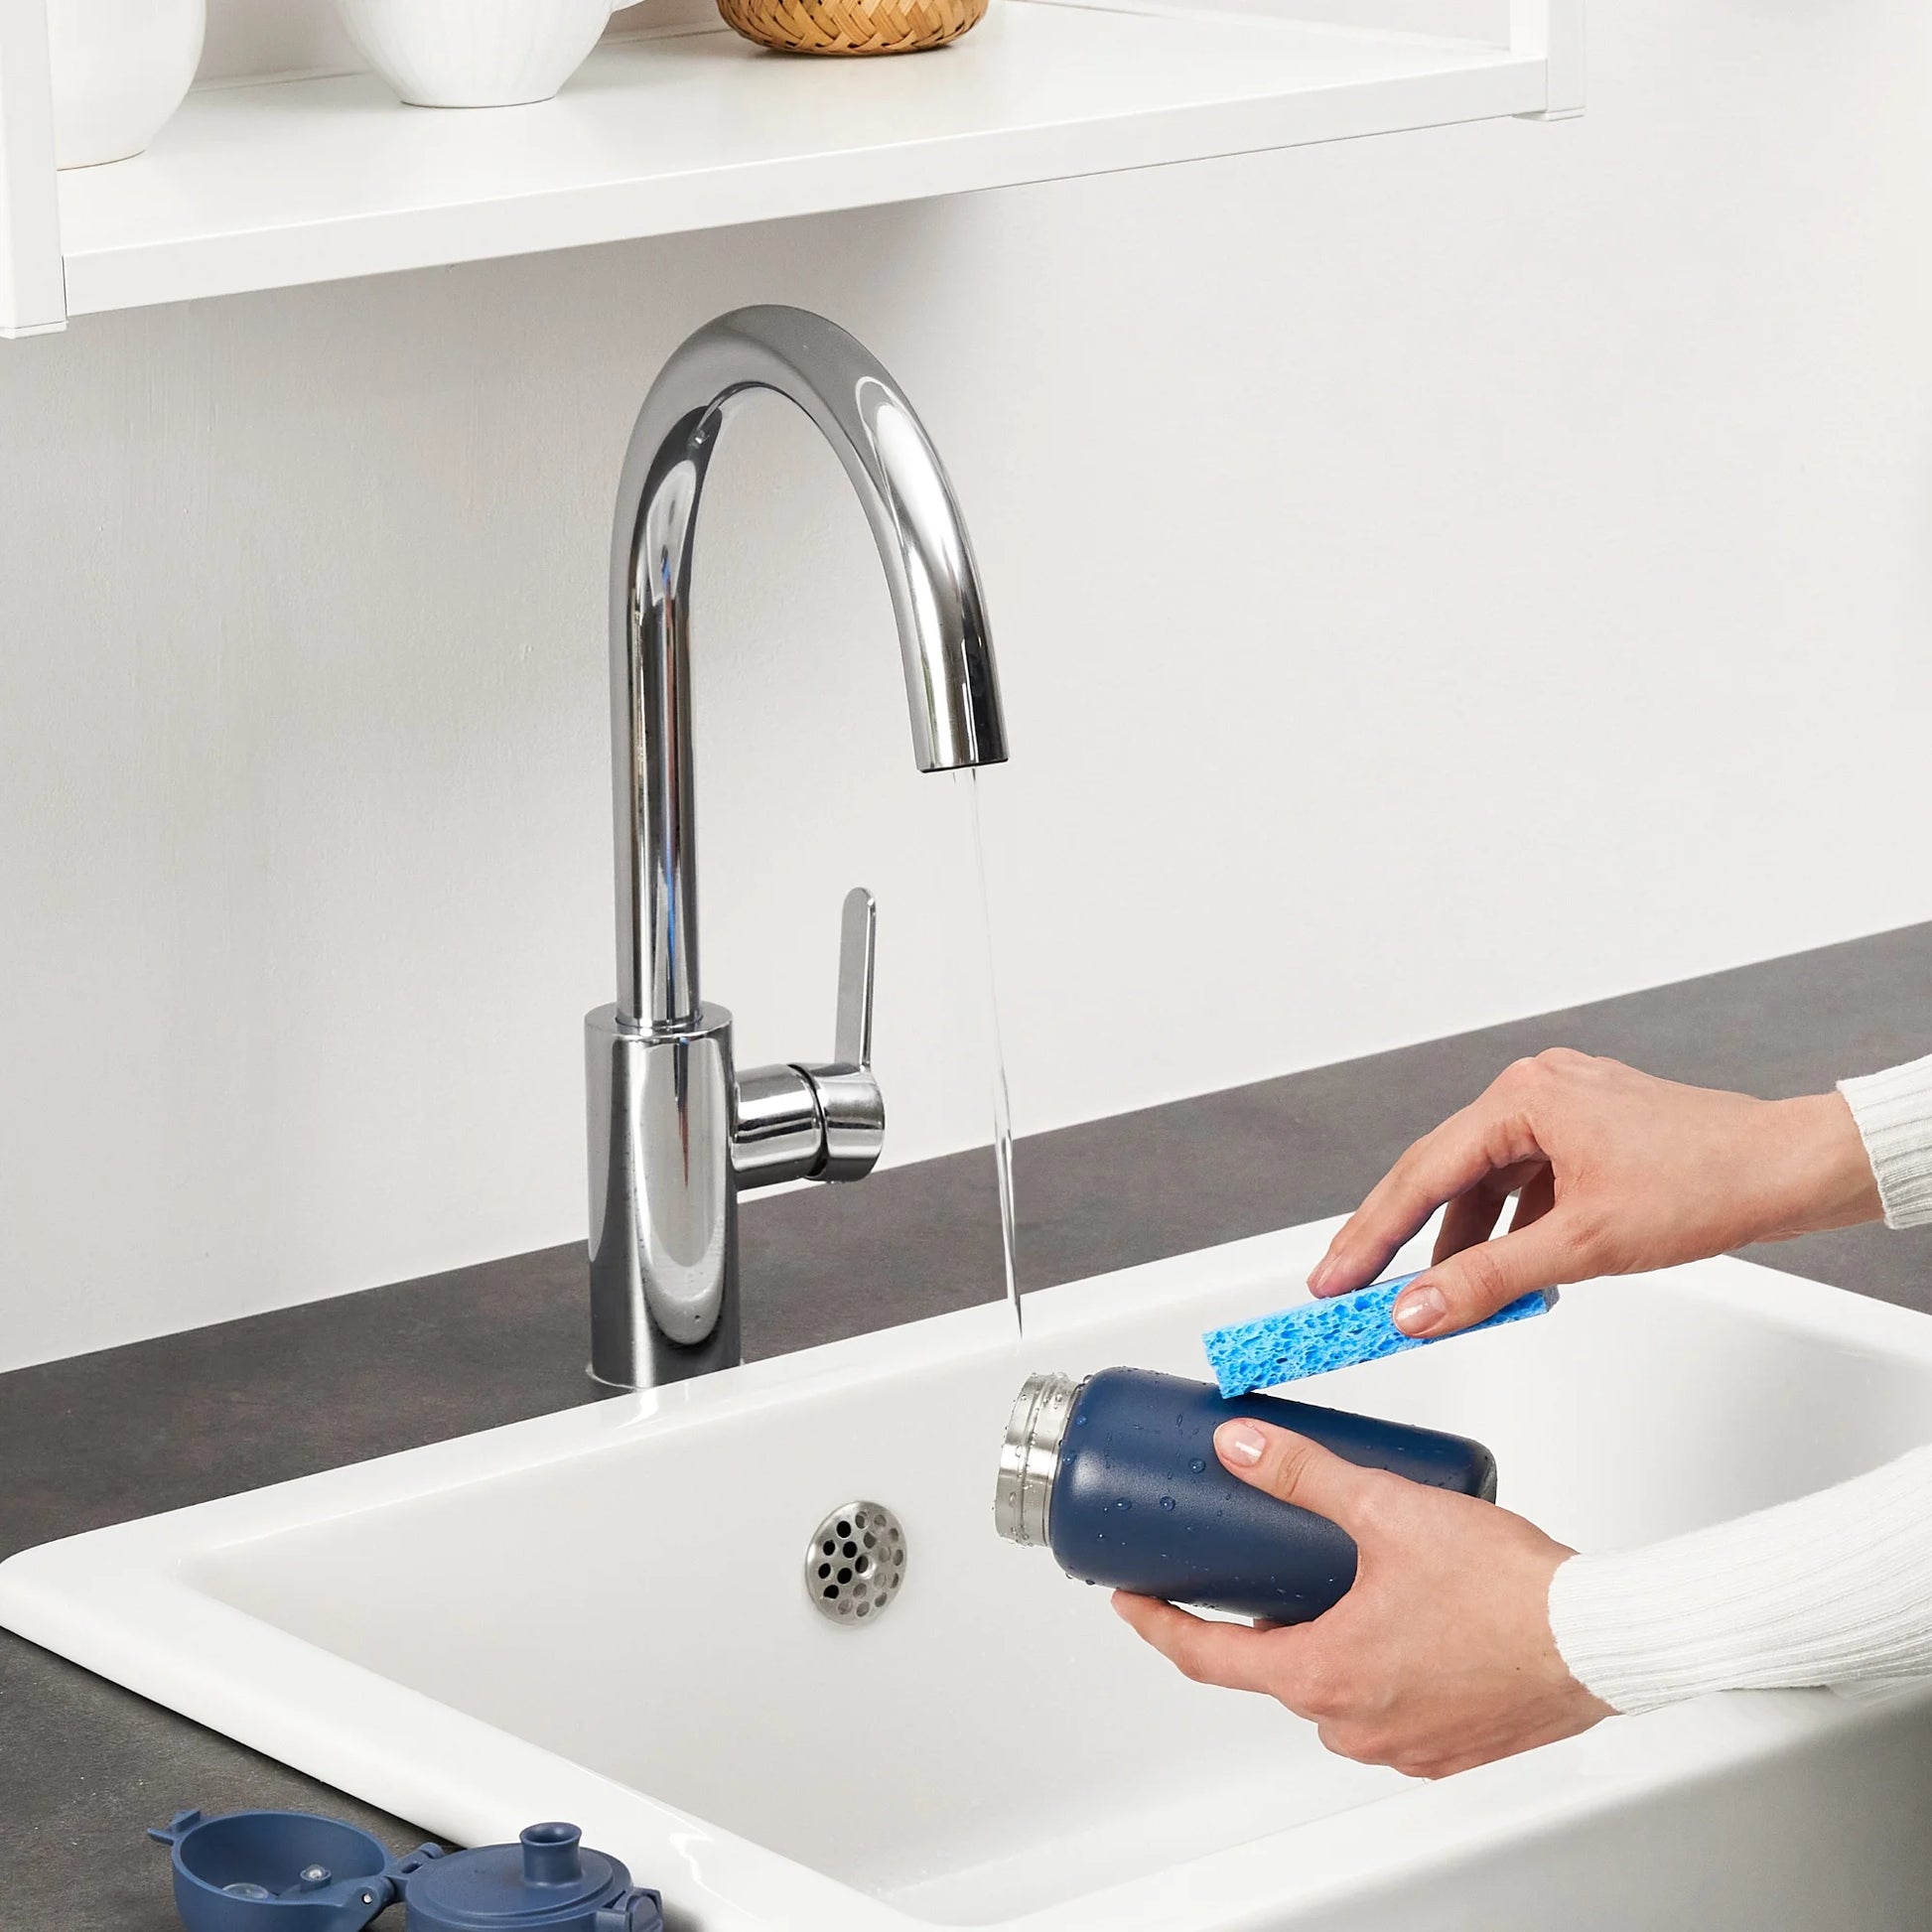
[717, 0, 986, 55]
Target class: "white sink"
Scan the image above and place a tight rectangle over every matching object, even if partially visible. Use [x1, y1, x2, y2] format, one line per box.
[9, 1220, 1932, 1930]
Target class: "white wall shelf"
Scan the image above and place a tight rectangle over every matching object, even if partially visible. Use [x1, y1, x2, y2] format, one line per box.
[1, 0, 1582, 334]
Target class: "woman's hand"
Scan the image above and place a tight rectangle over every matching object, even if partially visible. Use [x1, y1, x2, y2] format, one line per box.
[1114, 1420, 1609, 1777]
[1310, 1050, 1881, 1339]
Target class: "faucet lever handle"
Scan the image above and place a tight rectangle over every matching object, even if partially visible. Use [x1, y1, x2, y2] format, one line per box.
[812, 886, 884, 1182]
[732, 889, 885, 1191]
[833, 886, 877, 1071]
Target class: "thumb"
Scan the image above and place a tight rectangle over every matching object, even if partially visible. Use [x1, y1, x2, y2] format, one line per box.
[1392, 1212, 1579, 1337]
[1214, 1420, 1380, 1529]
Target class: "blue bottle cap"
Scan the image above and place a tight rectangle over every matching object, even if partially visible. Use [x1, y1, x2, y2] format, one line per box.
[148, 1808, 441, 1932]
[402, 1822, 662, 1932]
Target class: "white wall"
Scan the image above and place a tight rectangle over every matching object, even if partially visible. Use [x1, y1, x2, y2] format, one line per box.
[3, 0, 1929, 1371]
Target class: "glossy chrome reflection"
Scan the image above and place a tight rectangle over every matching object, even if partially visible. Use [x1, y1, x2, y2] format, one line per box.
[588, 307, 1009, 1392]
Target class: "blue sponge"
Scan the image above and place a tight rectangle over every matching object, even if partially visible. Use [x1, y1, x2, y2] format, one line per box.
[1202, 1272, 1557, 1398]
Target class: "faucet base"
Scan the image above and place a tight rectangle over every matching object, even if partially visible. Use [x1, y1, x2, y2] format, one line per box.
[585, 1002, 741, 1391]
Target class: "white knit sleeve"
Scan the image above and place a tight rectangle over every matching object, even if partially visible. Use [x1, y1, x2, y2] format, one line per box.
[1839, 1054, 1932, 1229]
[1548, 1447, 1932, 1715]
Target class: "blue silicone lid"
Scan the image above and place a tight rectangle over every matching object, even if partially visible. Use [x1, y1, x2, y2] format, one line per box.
[402, 1823, 661, 1932]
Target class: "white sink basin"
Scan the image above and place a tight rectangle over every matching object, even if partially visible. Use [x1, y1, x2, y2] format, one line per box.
[9, 1220, 1932, 1930]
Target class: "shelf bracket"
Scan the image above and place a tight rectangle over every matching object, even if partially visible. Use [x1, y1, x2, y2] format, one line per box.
[1510, 0, 1584, 122]
[0, 0, 66, 337]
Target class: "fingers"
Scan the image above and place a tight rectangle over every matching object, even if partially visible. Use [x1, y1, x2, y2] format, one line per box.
[1214, 1420, 1384, 1530]
[1509, 1167, 1556, 1232]
[1432, 1160, 1542, 1265]
[1111, 1592, 1279, 1694]
[1433, 1177, 1507, 1264]
[1311, 1082, 1542, 1297]
[1390, 1211, 1581, 1337]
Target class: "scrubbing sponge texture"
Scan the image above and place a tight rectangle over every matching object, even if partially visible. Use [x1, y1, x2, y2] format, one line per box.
[1202, 1273, 1554, 1397]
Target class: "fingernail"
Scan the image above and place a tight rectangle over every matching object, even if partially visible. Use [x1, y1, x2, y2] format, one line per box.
[1308, 1256, 1336, 1295]
[1393, 1286, 1446, 1335]
[1217, 1421, 1266, 1467]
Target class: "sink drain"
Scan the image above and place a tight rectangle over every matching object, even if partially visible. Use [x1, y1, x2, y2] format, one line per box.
[805, 1501, 906, 1626]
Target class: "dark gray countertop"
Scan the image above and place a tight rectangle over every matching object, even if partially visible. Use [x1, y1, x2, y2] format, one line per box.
[6, 921, 1931, 1928]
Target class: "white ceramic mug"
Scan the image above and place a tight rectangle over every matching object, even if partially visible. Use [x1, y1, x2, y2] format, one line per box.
[330, 0, 620, 107]
[47, 0, 205, 169]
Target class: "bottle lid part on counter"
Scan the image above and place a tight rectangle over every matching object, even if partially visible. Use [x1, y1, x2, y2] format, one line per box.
[149, 1811, 661, 1932]
[148, 1807, 440, 1932]
[405, 1822, 662, 1931]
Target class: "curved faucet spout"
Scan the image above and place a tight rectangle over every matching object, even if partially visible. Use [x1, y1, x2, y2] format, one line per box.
[608, 305, 1009, 1033]
[589, 307, 1009, 1390]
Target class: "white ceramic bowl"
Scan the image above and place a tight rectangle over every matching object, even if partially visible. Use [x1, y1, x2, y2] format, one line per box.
[47, 0, 205, 169]
[330, 0, 618, 107]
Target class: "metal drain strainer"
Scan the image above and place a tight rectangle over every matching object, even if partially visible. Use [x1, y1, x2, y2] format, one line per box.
[805, 1501, 906, 1625]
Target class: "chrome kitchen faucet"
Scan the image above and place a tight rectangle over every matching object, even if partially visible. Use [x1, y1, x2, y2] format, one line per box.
[587, 306, 1009, 1391]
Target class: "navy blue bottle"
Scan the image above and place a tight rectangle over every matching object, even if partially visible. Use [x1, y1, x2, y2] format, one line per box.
[993, 1367, 1498, 1622]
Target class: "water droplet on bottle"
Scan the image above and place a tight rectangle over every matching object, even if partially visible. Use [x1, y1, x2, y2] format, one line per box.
[1160, 1495, 1175, 1511]
[1074, 1412, 1089, 1426]
[1189, 1457, 1206, 1473]
[1115, 1497, 1132, 1511]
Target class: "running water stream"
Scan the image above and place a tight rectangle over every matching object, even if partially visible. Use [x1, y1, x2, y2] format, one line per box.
[959, 768, 1023, 1336]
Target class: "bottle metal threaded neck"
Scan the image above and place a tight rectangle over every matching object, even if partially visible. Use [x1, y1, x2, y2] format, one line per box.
[993, 1371, 1082, 1546]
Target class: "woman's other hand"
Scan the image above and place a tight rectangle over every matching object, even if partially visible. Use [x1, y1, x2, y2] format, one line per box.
[1310, 1051, 1880, 1339]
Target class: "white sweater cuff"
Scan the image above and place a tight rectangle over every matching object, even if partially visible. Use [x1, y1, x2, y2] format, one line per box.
[1840, 1054, 1932, 1229]
[1549, 1446, 1932, 1715]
